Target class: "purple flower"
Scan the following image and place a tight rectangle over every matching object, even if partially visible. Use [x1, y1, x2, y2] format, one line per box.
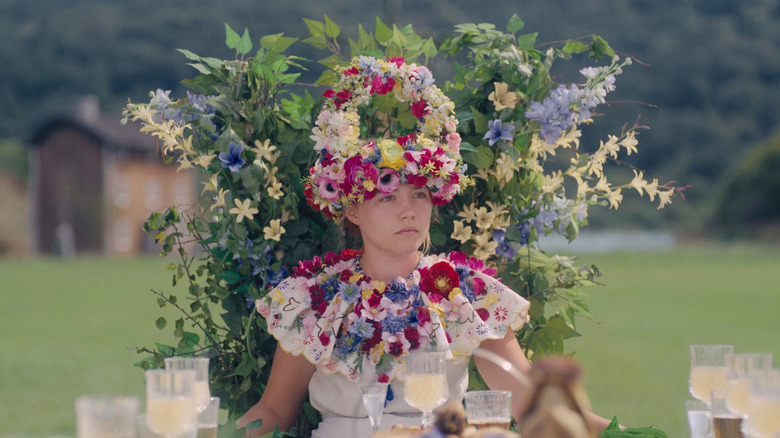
[525, 85, 577, 143]
[483, 119, 515, 146]
[219, 141, 246, 173]
[492, 229, 517, 259]
[517, 222, 530, 246]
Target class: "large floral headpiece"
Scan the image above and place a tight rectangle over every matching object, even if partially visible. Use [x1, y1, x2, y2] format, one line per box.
[305, 56, 466, 220]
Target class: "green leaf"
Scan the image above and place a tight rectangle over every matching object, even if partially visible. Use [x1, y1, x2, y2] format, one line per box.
[463, 145, 495, 169]
[323, 15, 340, 39]
[301, 18, 324, 37]
[375, 17, 392, 43]
[590, 35, 615, 60]
[507, 14, 524, 33]
[562, 40, 588, 55]
[225, 23, 241, 50]
[516, 32, 538, 50]
[237, 28, 253, 55]
[155, 317, 167, 330]
[260, 33, 297, 53]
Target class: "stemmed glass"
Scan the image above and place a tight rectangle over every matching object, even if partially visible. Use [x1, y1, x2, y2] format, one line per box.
[145, 369, 197, 438]
[360, 382, 389, 434]
[725, 353, 772, 417]
[689, 345, 733, 404]
[403, 351, 448, 430]
[745, 369, 780, 438]
[165, 357, 210, 413]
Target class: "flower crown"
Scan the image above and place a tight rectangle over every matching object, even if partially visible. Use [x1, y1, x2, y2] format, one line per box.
[304, 56, 466, 220]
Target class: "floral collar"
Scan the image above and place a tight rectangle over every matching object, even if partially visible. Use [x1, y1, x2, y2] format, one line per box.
[286, 249, 497, 382]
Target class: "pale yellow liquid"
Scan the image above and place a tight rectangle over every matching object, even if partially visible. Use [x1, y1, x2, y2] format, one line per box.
[404, 374, 448, 411]
[468, 418, 511, 430]
[690, 366, 727, 403]
[748, 396, 780, 438]
[725, 379, 750, 416]
[194, 381, 211, 412]
[197, 426, 217, 438]
[147, 397, 196, 437]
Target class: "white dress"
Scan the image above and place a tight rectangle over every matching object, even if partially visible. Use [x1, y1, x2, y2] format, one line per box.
[256, 251, 530, 438]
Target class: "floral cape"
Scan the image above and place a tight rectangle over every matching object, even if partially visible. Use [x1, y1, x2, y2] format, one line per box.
[256, 250, 530, 383]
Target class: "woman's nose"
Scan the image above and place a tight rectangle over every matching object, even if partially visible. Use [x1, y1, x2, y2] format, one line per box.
[399, 198, 415, 220]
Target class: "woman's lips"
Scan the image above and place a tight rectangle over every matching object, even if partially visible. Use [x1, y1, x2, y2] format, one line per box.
[396, 227, 418, 235]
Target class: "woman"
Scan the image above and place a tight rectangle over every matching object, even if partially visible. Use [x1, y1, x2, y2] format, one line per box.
[238, 56, 609, 437]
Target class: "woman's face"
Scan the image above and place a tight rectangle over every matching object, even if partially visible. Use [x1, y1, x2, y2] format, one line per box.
[346, 184, 433, 257]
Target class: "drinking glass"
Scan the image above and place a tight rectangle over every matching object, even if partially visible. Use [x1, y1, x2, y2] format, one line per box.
[360, 382, 388, 433]
[686, 399, 710, 438]
[145, 369, 198, 438]
[464, 390, 512, 430]
[403, 351, 448, 430]
[690, 345, 733, 404]
[196, 397, 220, 438]
[725, 353, 773, 417]
[711, 388, 743, 438]
[165, 357, 211, 413]
[75, 395, 139, 438]
[746, 369, 780, 438]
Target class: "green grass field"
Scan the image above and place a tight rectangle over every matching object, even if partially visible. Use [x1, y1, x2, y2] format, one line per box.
[1, 243, 779, 437]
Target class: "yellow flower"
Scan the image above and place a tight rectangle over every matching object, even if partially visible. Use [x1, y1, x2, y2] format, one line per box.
[267, 180, 284, 200]
[252, 138, 278, 163]
[448, 287, 463, 302]
[451, 221, 473, 243]
[480, 293, 498, 308]
[472, 232, 498, 260]
[270, 288, 285, 305]
[229, 198, 259, 223]
[657, 189, 674, 209]
[209, 188, 228, 212]
[263, 219, 285, 241]
[606, 188, 623, 209]
[377, 139, 406, 170]
[488, 82, 517, 111]
[474, 207, 497, 231]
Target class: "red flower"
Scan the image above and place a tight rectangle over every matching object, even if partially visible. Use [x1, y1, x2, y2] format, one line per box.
[323, 89, 335, 98]
[377, 373, 390, 383]
[387, 340, 404, 357]
[420, 261, 460, 299]
[344, 66, 359, 76]
[319, 332, 331, 346]
[388, 57, 406, 67]
[370, 75, 395, 95]
[397, 133, 417, 146]
[404, 326, 421, 350]
[405, 174, 428, 187]
[472, 277, 486, 296]
[411, 99, 429, 118]
[476, 308, 490, 321]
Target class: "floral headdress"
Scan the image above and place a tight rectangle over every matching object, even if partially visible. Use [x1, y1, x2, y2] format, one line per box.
[305, 56, 467, 220]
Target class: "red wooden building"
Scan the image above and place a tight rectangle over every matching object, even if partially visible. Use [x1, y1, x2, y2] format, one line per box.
[28, 96, 196, 256]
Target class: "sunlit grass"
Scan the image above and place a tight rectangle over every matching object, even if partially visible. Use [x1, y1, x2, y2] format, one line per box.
[2, 242, 779, 437]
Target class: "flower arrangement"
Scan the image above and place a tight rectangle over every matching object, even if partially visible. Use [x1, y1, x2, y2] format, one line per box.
[306, 56, 467, 219]
[258, 248, 527, 384]
[122, 15, 684, 436]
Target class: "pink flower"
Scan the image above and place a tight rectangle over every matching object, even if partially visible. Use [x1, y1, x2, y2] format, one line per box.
[445, 133, 461, 155]
[377, 169, 400, 193]
[442, 294, 472, 321]
[342, 156, 379, 196]
[370, 75, 395, 95]
[316, 175, 340, 201]
[388, 57, 405, 67]
[411, 99, 429, 118]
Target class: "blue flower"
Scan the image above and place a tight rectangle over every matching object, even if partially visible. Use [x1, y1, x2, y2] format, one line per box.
[525, 85, 577, 143]
[347, 316, 375, 338]
[320, 277, 341, 301]
[492, 229, 517, 259]
[334, 333, 361, 356]
[219, 141, 246, 173]
[339, 282, 362, 303]
[267, 267, 289, 288]
[384, 279, 412, 302]
[381, 315, 406, 333]
[516, 222, 530, 246]
[483, 119, 515, 146]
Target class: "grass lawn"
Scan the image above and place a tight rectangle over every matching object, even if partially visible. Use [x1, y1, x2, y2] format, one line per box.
[564, 242, 780, 437]
[1, 242, 779, 437]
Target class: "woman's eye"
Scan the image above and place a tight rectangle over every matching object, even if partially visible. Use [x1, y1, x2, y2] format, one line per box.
[413, 191, 429, 198]
[380, 195, 394, 202]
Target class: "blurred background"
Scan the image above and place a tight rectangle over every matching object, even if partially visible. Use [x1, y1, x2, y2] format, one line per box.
[1, 0, 779, 436]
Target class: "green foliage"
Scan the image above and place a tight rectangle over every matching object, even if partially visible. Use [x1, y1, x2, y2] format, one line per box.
[712, 132, 780, 236]
[123, 16, 681, 436]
